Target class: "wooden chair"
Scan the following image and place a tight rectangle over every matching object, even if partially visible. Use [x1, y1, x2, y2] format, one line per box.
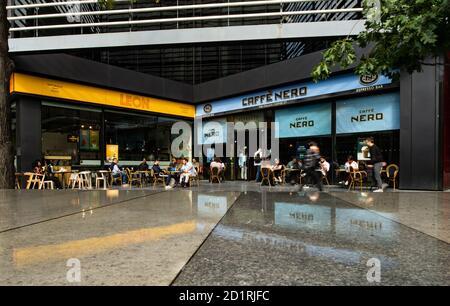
[151, 169, 167, 187]
[15, 173, 21, 189]
[260, 167, 274, 186]
[279, 168, 287, 185]
[348, 169, 368, 192]
[109, 169, 123, 186]
[210, 167, 221, 183]
[25, 173, 46, 189]
[126, 168, 142, 188]
[96, 170, 109, 189]
[386, 164, 399, 190]
[189, 167, 200, 187]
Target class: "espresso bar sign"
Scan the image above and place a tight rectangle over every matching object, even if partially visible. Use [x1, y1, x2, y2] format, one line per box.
[242, 87, 307, 107]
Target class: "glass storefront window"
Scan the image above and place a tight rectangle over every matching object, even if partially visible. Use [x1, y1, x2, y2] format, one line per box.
[105, 111, 190, 163]
[41, 103, 102, 167]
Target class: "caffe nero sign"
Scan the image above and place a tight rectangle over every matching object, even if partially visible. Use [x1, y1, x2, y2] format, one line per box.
[196, 72, 394, 117]
[275, 103, 332, 138]
[242, 87, 307, 107]
[336, 92, 400, 134]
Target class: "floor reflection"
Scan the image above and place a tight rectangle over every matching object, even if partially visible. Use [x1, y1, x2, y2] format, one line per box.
[174, 192, 449, 286]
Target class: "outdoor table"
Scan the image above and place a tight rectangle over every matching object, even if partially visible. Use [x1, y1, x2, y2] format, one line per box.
[55, 171, 75, 189]
[15, 172, 25, 189]
[135, 170, 151, 186]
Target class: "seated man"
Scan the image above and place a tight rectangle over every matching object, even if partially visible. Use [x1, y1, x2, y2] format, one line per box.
[149, 160, 170, 188]
[286, 157, 300, 185]
[179, 158, 197, 188]
[110, 158, 128, 184]
[138, 158, 149, 171]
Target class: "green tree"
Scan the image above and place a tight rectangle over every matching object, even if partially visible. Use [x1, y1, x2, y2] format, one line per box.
[0, 3, 15, 189]
[311, 0, 450, 81]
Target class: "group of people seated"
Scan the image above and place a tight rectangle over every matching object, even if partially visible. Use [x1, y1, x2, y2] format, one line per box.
[31, 159, 62, 189]
[109, 157, 199, 189]
[263, 155, 330, 186]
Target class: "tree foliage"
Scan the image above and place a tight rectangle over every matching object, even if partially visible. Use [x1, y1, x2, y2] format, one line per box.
[312, 0, 450, 81]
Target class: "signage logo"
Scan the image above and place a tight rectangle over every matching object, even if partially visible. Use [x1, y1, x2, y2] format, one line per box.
[203, 104, 212, 113]
[242, 87, 307, 107]
[290, 116, 314, 129]
[351, 108, 384, 123]
[359, 74, 379, 86]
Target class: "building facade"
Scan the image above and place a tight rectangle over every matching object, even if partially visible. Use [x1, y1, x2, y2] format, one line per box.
[6, 0, 450, 190]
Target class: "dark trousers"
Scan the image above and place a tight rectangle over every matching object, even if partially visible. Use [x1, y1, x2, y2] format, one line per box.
[305, 169, 323, 191]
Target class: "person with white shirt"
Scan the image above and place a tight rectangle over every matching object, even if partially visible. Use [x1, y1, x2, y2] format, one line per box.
[110, 158, 127, 184]
[238, 148, 248, 180]
[179, 158, 197, 188]
[344, 155, 359, 186]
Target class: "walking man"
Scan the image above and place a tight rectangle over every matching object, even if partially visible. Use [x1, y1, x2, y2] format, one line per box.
[303, 142, 323, 191]
[365, 137, 388, 192]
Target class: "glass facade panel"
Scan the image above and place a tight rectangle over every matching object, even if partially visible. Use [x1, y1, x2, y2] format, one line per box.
[41, 104, 102, 166]
[105, 111, 190, 163]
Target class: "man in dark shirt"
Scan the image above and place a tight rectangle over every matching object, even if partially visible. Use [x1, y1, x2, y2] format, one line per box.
[365, 137, 387, 192]
[303, 142, 323, 191]
[138, 158, 149, 171]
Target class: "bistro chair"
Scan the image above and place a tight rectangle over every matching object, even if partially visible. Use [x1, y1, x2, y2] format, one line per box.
[79, 171, 93, 189]
[210, 167, 221, 183]
[25, 173, 45, 189]
[322, 173, 330, 185]
[386, 164, 399, 190]
[108, 169, 123, 186]
[15, 173, 21, 189]
[260, 167, 273, 186]
[279, 167, 287, 185]
[348, 169, 368, 192]
[43, 180, 54, 190]
[126, 168, 142, 188]
[96, 170, 110, 189]
[151, 169, 166, 187]
[189, 167, 200, 187]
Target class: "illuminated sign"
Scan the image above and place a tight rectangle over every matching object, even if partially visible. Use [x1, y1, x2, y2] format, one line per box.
[275, 103, 332, 138]
[336, 92, 400, 134]
[196, 72, 395, 117]
[10, 73, 195, 118]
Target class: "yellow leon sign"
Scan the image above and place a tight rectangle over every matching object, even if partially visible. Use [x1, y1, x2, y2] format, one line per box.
[10, 73, 195, 118]
[106, 144, 119, 162]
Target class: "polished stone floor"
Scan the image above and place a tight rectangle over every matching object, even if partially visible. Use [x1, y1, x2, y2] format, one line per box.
[0, 182, 448, 285]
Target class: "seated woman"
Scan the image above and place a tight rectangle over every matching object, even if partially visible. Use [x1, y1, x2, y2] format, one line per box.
[271, 159, 284, 184]
[32, 160, 44, 175]
[210, 157, 224, 181]
[319, 157, 330, 177]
